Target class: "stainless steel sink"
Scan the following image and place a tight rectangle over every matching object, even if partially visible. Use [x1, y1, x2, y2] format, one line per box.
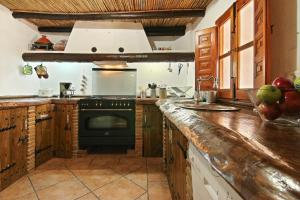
[174, 101, 240, 111]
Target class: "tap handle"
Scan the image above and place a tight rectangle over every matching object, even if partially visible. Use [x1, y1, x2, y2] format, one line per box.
[213, 77, 218, 90]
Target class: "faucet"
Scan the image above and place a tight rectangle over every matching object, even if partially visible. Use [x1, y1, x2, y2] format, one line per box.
[194, 75, 218, 102]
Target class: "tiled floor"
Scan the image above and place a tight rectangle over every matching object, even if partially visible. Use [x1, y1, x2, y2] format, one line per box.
[0, 155, 172, 200]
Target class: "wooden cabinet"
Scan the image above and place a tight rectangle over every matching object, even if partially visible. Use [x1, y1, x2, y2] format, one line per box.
[195, 27, 218, 90]
[165, 119, 188, 200]
[35, 104, 54, 167]
[142, 105, 163, 157]
[0, 108, 28, 190]
[54, 104, 73, 158]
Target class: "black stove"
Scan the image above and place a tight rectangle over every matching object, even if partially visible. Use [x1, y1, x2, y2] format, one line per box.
[79, 96, 136, 149]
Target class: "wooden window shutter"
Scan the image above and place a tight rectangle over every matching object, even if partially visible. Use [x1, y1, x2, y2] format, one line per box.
[254, 0, 271, 87]
[195, 27, 218, 90]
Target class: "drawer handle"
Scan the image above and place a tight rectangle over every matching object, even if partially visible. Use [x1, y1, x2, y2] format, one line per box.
[36, 116, 52, 123]
[0, 163, 16, 173]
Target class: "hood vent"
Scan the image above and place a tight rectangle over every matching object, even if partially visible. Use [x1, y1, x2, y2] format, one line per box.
[65, 21, 152, 54]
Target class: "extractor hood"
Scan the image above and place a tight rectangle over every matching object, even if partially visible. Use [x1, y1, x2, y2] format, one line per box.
[65, 21, 152, 54]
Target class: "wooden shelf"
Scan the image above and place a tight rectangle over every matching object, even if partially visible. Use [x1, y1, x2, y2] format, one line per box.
[22, 52, 195, 62]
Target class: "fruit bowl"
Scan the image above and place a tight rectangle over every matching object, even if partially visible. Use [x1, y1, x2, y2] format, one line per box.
[247, 89, 300, 127]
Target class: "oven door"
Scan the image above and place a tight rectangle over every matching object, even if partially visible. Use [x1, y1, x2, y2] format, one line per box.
[79, 109, 135, 147]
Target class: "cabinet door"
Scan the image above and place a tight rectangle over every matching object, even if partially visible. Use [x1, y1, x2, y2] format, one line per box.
[143, 105, 163, 157]
[12, 108, 28, 178]
[0, 109, 12, 189]
[0, 108, 28, 190]
[254, 0, 270, 86]
[35, 105, 53, 166]
[54, 105, 73, 158]
[195, 27, 218, 90]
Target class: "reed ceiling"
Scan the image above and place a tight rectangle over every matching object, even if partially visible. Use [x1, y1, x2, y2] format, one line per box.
[0, 0, 212, 27]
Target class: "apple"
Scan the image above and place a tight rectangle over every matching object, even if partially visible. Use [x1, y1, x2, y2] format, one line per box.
[294, 77, 300, 92]
[272, 77, 294, 92]
[256, 85, 282, 104]
[280, 91, 300, 114]
[258, 103, 282, 121]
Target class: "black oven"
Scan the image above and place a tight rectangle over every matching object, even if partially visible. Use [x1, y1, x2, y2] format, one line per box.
[79, 97, 135, 148]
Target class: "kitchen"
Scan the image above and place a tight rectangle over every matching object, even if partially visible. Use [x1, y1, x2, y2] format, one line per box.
[0, 0, 299, 200]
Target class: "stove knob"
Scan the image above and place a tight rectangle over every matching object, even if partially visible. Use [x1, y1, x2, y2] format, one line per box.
[111, 103, 114, 106]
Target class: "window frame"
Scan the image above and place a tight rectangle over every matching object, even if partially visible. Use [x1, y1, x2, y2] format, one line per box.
[216, 0, 263, 100]
[216, 6, 235, 99]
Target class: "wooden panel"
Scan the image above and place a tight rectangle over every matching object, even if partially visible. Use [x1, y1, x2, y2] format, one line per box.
[0, 108, 28, 191]
[165, 118, 188, 200]
[35, 104, 53, 167]
[254, 0, 270, 86]
[143, 105, 163, 157]
[195, 27, 218, 90]
[54, 104, 73, 158]
[0, 0, 212, 28]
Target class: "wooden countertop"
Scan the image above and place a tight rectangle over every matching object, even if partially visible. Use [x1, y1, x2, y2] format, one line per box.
[135, 98, 159, 105]
[157, 100, 300, 200]
[0, 97, 80, 109]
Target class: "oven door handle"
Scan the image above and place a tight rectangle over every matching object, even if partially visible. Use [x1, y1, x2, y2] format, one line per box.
[80, 108, 133, 112]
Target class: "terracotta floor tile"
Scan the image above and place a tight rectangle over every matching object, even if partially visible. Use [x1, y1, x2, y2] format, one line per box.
[65, 157, 93, 170]
[147, 163, 167, 182]
[0, 176, 35, 200]
[89, 157, 120, 170]
[76, 192, 99, 200]
[148, 181, 172, 200]
[36, 178, 89, 200]
[136, 192, 148, 200]
[15, 192, 38, 200]
[36, 158, 67, 171]
[94, 177, 145, 200]
[125, 167, 148, 189]
[111, 157, 146, 175]
[29, 169, 75, 190]
[72, 169, 122, 190]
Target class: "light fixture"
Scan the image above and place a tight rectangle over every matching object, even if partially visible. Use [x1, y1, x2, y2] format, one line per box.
[93, 61, 128, 68]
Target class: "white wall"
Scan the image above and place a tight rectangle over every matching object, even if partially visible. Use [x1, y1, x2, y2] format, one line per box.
[148, 24, 194, 51]
[35, 62, 195, 96]
[270, 0, 297, 79]
[0, 5, 40, 96]
[191, 0, 236, 45]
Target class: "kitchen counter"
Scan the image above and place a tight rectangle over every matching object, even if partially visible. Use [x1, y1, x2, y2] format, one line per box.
[157, 100, 300, 200]
[0, 97, 159, 108]
[0, 97, 81, 109]
[135, 98, 159, 105]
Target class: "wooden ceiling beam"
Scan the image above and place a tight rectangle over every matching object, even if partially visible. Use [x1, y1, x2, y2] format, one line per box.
[38, 26, 187, 36]
[12, 9, 205, 20]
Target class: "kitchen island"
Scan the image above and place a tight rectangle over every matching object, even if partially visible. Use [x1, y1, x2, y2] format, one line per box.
[157, 99, 300, 200]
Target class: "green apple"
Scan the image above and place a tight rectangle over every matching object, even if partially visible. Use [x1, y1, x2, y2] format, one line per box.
[294, 77, 300, 92]
[256, 85, 282, 104]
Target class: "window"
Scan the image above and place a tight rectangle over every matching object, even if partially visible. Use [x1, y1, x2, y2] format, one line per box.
[216, 0, 268, 100]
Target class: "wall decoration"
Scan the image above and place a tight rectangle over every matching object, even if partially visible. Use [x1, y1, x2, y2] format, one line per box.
[34, 64, 49, 79]
[22, 63, 33, 75]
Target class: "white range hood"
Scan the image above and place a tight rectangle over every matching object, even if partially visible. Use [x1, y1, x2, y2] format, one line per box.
[65, 21, 152, 54]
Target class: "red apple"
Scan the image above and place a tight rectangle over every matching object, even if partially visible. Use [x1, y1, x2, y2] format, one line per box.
[280, 91, 300, 114]
[258, 103, 282, 121]
[272, 77, 294, 92]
